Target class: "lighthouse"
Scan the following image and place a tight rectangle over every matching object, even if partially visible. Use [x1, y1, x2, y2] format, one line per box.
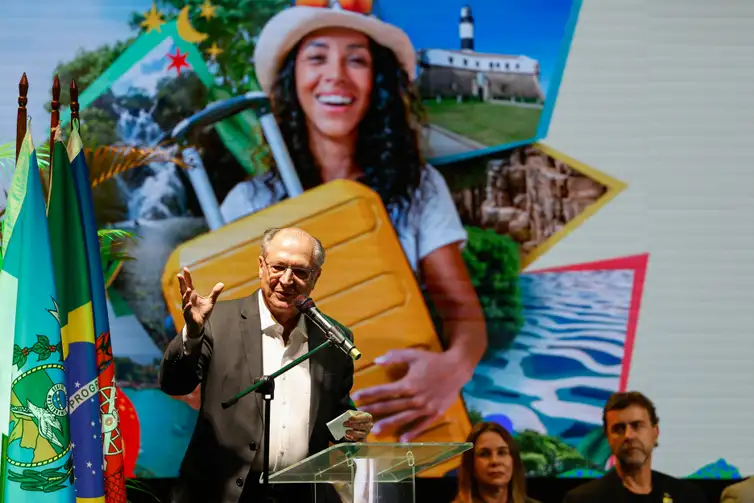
[459, 5, 474, 51]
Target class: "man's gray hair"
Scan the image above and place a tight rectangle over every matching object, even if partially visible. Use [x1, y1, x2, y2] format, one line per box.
[260, 227, 326, 268]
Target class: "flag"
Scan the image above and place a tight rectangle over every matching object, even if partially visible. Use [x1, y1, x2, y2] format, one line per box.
[0, 129, 75, 503]
[47, 129, 105, 503]
[68, 124, 127, 503]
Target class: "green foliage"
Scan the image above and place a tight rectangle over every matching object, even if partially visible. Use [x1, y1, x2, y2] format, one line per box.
[113, 357, 159, 385]
[125, 478, 161, 502]
[131, 0, 289, 94]
[153, 73, 208, 131]
[133, 0, 394, 100]
[461, 226, 524, 351]
[99, 228, 137, 288]
[36, 143, 51, 171]
[48, 40, 134, 101]
[98, 229, 137, 263]
[576, 426, 613, 468]
[47, 39, 134, 148]
[515, 430, 601, 477]
[467, 408, 484, 426]
[0, 141, 6, 266]
[1, 141, 17, 181]
[91, 178, 129, 227]
[76, 107, 121, 149]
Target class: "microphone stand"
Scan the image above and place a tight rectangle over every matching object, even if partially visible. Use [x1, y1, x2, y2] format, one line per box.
[221, 338, 334, 493]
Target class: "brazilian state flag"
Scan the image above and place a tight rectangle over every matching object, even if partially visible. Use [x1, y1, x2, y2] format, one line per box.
[68, 124, 127, 503]
[0, 129, 75, 503]
[47, 129, 105, 503]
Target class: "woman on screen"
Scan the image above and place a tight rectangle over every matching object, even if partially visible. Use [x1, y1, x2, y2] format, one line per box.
[454, 422, 539, 503]
[220, 0, 487, 442]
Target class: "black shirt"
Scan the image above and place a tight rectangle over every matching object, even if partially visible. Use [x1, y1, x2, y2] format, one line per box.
[563, 469, 707, 503]
[623, 485, 653, 502]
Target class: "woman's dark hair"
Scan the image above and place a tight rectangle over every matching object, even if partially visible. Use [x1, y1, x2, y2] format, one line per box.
[455, 422, 528, 503]
[269, 37, 427, 222]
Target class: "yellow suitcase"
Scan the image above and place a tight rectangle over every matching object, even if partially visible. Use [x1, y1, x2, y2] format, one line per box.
[161, 179, 471, 477]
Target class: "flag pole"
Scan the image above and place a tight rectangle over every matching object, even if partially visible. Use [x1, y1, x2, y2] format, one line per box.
[45, 75, 61, 210]
[2, 72, 29, 503]
[50, 75, 60, 148]
[70, 79, 79, 128]
[15, 74, 28, 162]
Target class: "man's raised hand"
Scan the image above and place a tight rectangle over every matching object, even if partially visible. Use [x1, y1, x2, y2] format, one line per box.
[178, 267, 224, 338]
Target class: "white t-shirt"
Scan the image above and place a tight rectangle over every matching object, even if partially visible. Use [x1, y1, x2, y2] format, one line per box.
[219, 165, 467, 272]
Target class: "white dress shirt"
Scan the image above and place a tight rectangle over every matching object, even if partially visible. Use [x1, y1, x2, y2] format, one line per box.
[182, 291, 312, 472]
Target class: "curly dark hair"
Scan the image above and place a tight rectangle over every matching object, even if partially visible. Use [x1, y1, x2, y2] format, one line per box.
[269, 37, 428, 222]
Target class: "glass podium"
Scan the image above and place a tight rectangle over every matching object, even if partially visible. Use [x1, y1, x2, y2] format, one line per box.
[267, 442, 472, 503]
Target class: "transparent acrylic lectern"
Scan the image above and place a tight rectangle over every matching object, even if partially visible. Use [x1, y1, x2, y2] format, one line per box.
[267, 442, 472, 503]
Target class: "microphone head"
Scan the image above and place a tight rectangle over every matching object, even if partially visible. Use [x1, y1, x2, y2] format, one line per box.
[295, 295, 315, 313]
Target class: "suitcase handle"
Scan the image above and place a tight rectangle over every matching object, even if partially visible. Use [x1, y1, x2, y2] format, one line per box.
[170, 91, 304, 198]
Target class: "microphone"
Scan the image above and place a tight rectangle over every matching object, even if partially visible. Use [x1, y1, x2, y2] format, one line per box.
[295, 296, 361, 361]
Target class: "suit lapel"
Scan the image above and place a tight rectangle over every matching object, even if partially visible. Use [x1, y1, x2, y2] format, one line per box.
[239, 292, 326, 436]
[239, 291, 264, 420]
[306, 317, 324, 437]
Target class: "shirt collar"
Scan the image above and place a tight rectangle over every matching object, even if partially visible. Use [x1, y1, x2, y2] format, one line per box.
[257, 290, 308, 341]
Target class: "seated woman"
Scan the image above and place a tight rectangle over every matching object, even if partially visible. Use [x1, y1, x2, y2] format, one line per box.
[454, 422, 541, 503]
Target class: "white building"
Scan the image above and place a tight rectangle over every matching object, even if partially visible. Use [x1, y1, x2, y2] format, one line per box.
[420, 49, 539, 75]
[416, 5, 544, 103]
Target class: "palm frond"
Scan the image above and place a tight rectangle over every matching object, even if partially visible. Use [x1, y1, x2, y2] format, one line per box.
[0, 141, 14, 179]
[99, 228, 137, 241]
[0, 141, 14, 159]
[86, 145, 188, 188]
[98, 228, 138, 263]
[37, 142, 51, 170]
[125, 478, 160, 502]
[0, 140, 50, 171]
[1, 142, 14, 255]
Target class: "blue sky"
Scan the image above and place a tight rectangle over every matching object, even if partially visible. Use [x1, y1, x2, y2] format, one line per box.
[378, 0, 577, 95]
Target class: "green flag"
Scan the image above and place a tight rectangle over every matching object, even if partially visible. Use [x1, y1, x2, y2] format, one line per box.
[0, 129, 75, 503]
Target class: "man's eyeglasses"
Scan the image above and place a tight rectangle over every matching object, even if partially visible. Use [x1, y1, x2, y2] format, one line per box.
[264, 259, 316, 281]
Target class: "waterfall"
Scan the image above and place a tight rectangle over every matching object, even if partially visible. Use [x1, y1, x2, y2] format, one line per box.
[112, 102, 187, 221]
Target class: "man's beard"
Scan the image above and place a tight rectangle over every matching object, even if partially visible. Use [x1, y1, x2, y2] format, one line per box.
[616, 443, 649, 469]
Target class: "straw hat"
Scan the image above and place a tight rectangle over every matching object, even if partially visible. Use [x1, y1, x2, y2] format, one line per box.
[253, 1, 417, 94]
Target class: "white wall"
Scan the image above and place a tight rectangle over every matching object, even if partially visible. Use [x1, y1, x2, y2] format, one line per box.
[534, 0, 754, 477]
[422, 49, 538, 74]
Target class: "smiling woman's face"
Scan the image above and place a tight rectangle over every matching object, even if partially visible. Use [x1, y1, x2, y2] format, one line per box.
[294, 27, 373, 142]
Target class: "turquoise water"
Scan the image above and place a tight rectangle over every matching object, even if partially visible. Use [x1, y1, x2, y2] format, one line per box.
[464, 269, 634, 446]
[125, 388, 197, 478]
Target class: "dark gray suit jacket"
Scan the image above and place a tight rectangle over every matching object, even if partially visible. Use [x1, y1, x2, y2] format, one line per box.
[159, 292, 356, 503]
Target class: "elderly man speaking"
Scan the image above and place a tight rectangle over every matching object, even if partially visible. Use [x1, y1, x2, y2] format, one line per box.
[159, 227, 373, 503]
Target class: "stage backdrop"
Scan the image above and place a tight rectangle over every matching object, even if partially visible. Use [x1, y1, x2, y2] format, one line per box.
[1, 0, 752, 484]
